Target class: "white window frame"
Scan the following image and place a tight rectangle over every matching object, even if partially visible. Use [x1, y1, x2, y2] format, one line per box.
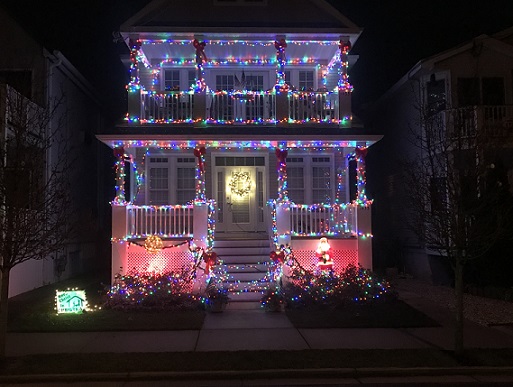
[161, 68, 196, 91]
[146, 154, 197, 204]
[207, 68, 272, 91]
[286, 152, 335, 204]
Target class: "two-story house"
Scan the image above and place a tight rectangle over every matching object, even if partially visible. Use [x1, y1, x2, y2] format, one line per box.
[98, 0, 382, 300]
[367, 27, 513, 282]
[0, 7, 109, 297]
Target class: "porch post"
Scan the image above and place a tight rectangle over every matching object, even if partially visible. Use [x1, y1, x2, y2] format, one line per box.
[356, 205, 373, 269]
[111, 204, 128, 283]
[113, 147, 126, 205]
[193, 146, 208, 249]
[275, 146, 291, 247]
[355, 147, 368, 204]
[127, 39, 142, 124]
[338, 38, 352, 126]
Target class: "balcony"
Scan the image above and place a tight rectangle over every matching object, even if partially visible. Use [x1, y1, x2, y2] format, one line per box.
[438, 105, 513, 138]
[130, 89, 350, 126]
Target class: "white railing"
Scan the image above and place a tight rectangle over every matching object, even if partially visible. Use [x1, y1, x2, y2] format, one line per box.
[289, 92, 339, 122]
[481, 105, 513, 136]
[127, 205, 194, 238]
[135, 89, 343, 124]
[208, 91, 275, 123]
[140, 91, 194, 122]
[289, 203, 356, 237]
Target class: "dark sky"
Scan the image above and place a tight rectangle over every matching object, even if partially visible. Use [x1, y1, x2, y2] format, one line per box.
[2, 0, 513, 120]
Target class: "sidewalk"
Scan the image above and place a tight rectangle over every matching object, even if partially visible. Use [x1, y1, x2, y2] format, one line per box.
[8, 284, 513, 356]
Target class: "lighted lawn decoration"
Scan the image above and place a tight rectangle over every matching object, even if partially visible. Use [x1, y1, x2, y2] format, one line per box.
[316, 237, 333, 271]
[55, 289, 88, 314]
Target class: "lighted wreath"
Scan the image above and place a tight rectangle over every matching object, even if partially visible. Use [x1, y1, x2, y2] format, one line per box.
[229, 171, 251, 197]
[144, 235, 163, 254]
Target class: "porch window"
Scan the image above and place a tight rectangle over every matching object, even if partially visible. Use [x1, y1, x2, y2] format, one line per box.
[147, 156, 196, 205]
[176, 158, 196, 204]
[149, 167, 169, 204]
[286, 155, 333, 204]
[216, 75, 234, 91]
[188, 70, 196, 89]
[164, 70, 180, 91]
[312, 166, 331, 204]
[299, 71, 314, 91]
[245, 75, 264, 91]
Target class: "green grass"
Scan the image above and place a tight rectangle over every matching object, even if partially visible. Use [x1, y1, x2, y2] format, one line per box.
[286, 300, 439, 328]
[8, 272, 205, 332]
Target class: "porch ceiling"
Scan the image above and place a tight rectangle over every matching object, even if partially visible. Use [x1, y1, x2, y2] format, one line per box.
[141, 40, 341, 65]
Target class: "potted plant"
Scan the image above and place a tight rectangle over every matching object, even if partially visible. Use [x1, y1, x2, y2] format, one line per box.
[204, 282, 229, 313]
[261, 287, 285, 312]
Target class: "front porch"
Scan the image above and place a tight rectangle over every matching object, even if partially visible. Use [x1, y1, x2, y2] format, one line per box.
[103, 137, 379, 289]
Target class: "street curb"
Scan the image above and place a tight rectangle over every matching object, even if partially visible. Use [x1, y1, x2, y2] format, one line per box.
[2, 366, 513, 383]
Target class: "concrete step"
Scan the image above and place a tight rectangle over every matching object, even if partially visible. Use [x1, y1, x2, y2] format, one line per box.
[215, 246, 271, 256]
[226, 272, 269, 282]
[219, 254, 270, 264]
[215, 239, 270, 248]
[223, 263, 269, 273]
[223, 281, 268, 293]
[227, 291, 265, 303]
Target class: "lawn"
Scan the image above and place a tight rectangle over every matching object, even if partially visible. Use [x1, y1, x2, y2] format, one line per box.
[8, 271, 205, 332]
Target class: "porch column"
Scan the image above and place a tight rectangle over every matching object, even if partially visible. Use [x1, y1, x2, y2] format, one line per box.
[113, 147, 126, 204]
[193, 201, 208, 250]
[274, 37, 287, 90]
[194, 146, 206, 202]
[335, 149, 346, 204]
[338, 38, 352, 126]
[356, 205, 372, 269]
[127, 39, 142, 123]
[355, 147, 368, 204]
[275, 146, 291, 247]
[111, 205, 128, 283]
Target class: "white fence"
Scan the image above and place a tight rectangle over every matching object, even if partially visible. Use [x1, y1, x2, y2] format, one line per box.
[126, 205, 194, 238]
[289, 203, 356, 236]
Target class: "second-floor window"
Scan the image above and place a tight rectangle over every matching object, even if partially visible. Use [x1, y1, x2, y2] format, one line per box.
[457, 77, 505, 106]
[426, 76, 446, 115]
[216, 75, 234, 91]
[299, 71, 314, 91]
[164, 70, 180, 91]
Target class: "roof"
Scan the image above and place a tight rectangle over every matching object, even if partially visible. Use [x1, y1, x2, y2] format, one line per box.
[121, 0, 361, 40]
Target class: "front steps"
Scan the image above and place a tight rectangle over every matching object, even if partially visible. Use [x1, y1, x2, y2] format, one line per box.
[214, 237, 272, 305]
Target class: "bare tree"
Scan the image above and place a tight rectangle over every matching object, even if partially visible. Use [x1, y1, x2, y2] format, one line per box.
[403, 100, 513, 356]
[0, 83, 74, 357]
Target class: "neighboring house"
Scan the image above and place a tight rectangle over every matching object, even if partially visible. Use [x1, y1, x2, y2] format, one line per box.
[0, 7, 109, 297]
[367, 27, 513, 281]
[98, 0, 382, 300]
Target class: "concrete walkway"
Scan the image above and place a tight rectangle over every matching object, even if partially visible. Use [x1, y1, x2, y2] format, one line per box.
[7, 288, 513, 356]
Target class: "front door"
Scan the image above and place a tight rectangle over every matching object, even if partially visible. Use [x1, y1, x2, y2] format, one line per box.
[214, 155, 267, 233]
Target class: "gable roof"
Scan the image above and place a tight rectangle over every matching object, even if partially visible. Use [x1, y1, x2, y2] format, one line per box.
[121, 0, 361, 39]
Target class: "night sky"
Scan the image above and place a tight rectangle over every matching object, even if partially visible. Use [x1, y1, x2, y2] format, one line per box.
[2, 0, 513, 121]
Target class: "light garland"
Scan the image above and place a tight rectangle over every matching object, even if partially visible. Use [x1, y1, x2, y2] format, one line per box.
[229, 171, 252, 197]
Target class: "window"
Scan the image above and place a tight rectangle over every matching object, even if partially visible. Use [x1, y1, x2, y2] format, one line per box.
[164, 70, 180, 91]
[216, 75, 234, 91]
[288, 166, 305, 203]
[188, 70, 197, 89]
[426, 76, 446, 115]
[481, 77, 504, 105]
[457, 78, 479, 106]
[147, 156, 195, 204]
[286, 155, 333, 204]
[299, 71, 314, 91]
[245, 75, 264, 91]
[149, 167, 169, 204]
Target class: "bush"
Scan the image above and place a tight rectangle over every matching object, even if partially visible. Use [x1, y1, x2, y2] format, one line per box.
[283, 264, 396, 309]
[105, 269, 201, 311]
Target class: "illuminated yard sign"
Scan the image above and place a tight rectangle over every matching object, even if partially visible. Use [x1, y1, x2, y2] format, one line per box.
[56, 290, 87, 314]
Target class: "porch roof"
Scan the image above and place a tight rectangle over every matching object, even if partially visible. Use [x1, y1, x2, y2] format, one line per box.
[97, 131, 383, 150]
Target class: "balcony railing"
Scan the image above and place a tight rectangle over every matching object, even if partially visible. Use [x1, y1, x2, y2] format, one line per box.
[134, 90, 344, 125]
[127, 204, 194, 238]
[439, 105, 513, 138]
[289, 203, 356, 237]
